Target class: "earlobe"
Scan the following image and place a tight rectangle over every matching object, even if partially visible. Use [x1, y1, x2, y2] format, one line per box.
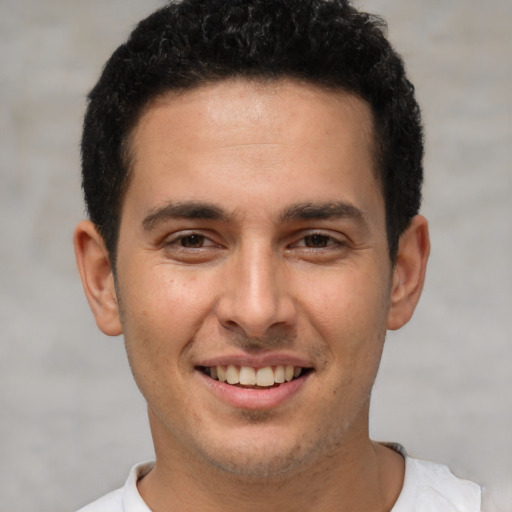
[387, 215, 430, 331]
[73, 220, 123, 336]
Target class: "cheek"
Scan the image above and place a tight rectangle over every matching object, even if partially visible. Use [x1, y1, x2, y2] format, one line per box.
[297, 265, 390, 396]
[118, 266, 215, 361]
[300, 267, 390, 340]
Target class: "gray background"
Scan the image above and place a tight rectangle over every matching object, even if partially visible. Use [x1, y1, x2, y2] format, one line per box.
[0, 0, 510, 510]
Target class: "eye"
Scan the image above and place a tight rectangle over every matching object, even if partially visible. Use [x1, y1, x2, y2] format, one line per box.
[303, 234, 333, 248]
[160, 231, 225, 264]
[287, 231, 350, 263]
[162, 231, 221, 251]
[179, 234, 207, 248]
[292, 232, 342, 249]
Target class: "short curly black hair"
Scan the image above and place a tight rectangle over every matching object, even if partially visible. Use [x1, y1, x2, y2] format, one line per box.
[82, 0, 423, 263]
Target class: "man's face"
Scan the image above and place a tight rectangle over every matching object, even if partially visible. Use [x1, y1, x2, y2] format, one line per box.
[115, 79, 393, 475]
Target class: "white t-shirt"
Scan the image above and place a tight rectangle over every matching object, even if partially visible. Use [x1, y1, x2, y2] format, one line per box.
[77, 444, 481, 512]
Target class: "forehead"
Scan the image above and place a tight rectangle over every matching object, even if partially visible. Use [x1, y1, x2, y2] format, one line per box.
[132, 78, 377, 159]
[123, 79, 383, 226]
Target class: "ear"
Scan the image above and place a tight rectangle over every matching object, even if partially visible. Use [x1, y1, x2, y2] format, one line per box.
[387, 215, 430, 330]
[73, 220, 123, 336]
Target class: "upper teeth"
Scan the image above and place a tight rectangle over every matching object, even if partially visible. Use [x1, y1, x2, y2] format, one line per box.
[207, 365, 302, 387]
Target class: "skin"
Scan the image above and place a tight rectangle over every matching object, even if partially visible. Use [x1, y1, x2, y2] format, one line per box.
[74, 79, 430, 511]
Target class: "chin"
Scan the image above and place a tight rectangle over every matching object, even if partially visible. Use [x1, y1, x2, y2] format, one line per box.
[194, 424, 338, 478]
[202, 447, 310, 478]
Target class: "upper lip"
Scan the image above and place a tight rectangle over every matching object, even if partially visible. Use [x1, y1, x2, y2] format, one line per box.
[195, 351, 314, 369]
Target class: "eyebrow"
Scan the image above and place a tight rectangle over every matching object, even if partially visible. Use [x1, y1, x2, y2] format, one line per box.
[142, 199, 366, 231]
[142, 201, 230, 231]
[280, 201, 365, 223]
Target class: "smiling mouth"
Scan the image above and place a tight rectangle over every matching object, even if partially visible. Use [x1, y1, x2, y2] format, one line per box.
[198, 365, 312, 388]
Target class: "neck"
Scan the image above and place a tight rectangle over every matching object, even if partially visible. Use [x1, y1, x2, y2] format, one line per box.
[138, 414, 404, 512]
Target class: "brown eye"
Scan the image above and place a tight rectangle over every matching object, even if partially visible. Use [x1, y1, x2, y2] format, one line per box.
[180, 234, 205, 248]
[304, 234, 331, 248]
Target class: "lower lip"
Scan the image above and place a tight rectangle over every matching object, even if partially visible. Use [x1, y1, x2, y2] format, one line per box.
[197, 371, 310, 410]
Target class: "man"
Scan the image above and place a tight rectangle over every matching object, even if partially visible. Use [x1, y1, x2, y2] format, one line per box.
[73, 0, 481, 510]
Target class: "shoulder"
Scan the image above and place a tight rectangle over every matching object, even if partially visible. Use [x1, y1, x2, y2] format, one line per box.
[76, 461, 154, 512]
[388, 443, 482, 512]
[76, 488, 124, 512]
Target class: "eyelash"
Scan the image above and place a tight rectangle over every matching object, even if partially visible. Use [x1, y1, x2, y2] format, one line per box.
[164, 232, 219, 250]
[163, 231, 346, 251]
[292, 232, 345, 249]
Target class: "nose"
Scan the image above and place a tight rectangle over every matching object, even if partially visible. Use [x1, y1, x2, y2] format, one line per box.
[215, 242, 297, 342]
